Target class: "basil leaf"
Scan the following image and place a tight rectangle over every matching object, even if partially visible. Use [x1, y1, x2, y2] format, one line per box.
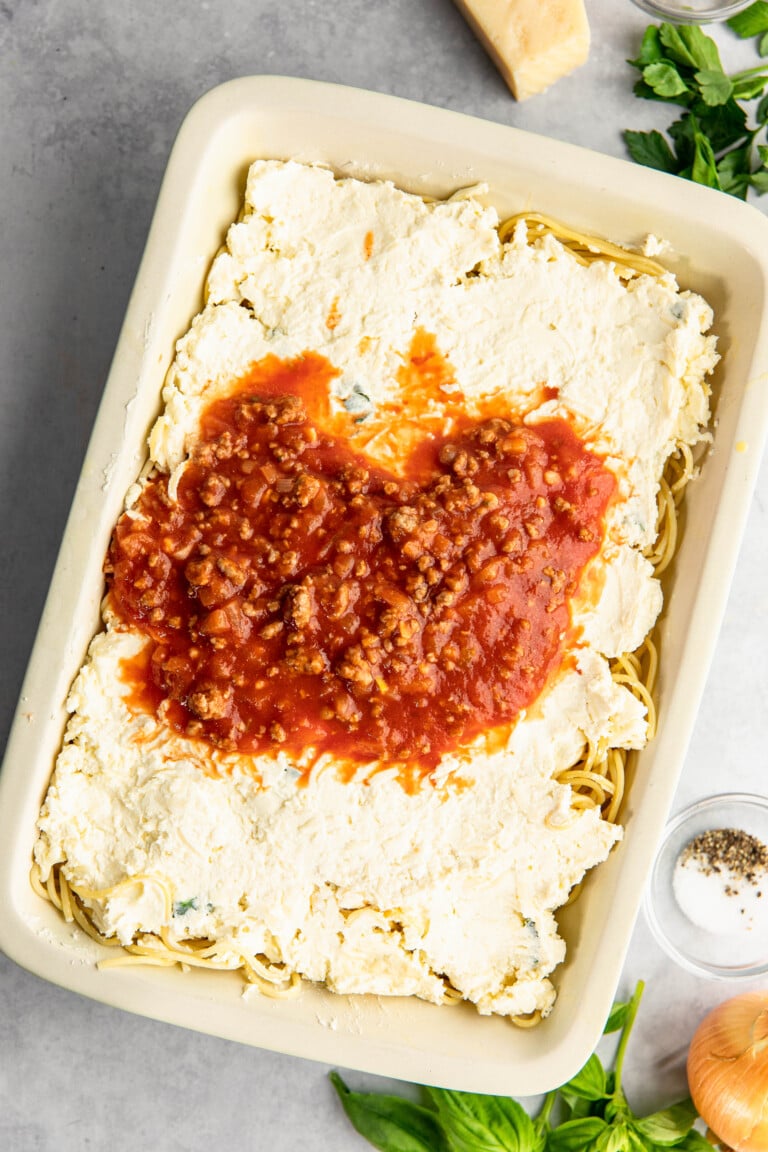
[728, 1, 768, 37]
[644, 62, 690, 99]
[749, 168, 768, 191]
[673, 1131, 717, 1151]
[757, 91, 768, 121]
[594, 1124, 633, 1152]
[760, 29, 768, 56]
[695, 69, 734, 106]
[604, 1092, 631, 1125]
[623, 130, 679, 174]
[546, 1118, 607, 1152]
[427, 1088, 542, 1152]
[330, 1074, 449, 1152]
[559, 1093, 597, 1123]
[634, 1100, 697, 1146]
[603, 1001, 631, 1035]
[560, 1054, 608, 1103]
[627, 1133, 657, 1152]
[659, 24, 722, 73]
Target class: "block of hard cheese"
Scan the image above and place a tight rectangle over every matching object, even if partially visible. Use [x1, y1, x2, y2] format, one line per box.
[454, 0, 590, 101]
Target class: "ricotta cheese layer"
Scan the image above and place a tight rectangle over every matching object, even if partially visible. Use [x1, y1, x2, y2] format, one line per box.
[35, 161, 718, 1019]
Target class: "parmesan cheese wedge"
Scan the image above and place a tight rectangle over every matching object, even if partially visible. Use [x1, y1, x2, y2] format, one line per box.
[454, 0, 591, 101]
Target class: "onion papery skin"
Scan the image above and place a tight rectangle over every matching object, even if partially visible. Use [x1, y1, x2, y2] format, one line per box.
[687, 991, 768, 1152]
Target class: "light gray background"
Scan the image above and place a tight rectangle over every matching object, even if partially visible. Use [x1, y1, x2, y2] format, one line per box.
[2, 2, 767, 1149]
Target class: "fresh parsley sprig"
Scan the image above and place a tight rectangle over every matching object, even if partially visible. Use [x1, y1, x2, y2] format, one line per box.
[624, 22, 768, 198]
[728, 1, 768, 55]
[331, 981, 711, 1152]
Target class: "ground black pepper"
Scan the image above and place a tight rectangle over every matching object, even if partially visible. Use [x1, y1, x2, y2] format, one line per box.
[679, 828, 768, 893]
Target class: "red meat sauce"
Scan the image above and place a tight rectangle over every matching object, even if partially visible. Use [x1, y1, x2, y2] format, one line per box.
[108, 348, 615, 785]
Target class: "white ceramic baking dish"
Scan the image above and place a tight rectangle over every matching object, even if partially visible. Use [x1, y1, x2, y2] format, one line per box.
[2, 77, 768, 1096]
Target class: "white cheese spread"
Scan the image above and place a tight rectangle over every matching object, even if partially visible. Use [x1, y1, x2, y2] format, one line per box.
[34, 162, 718, 1019]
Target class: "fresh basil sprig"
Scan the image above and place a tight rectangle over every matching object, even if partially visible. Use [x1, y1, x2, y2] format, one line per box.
[330, 1072, 451, 1152]
[624, 21, 768, 198]
[331, 981, 708, 1152]
[424, 1089, 547, 1152]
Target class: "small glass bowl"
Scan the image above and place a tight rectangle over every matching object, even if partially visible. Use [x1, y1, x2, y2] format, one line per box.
[644, 793, 768, 979]
[630, 0, 756, 22]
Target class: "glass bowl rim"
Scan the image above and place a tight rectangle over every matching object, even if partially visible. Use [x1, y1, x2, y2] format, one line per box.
[643, 792, 768, 980]
[629, 0, 758, 23]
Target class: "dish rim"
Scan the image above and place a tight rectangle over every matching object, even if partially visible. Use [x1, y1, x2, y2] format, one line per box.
[2, 75, 768, 1094]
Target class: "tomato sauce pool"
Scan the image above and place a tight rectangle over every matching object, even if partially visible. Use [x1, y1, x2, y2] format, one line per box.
[108, 351, 614, 781]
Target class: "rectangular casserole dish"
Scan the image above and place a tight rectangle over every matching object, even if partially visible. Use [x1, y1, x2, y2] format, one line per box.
[2, 76, 768, 1095]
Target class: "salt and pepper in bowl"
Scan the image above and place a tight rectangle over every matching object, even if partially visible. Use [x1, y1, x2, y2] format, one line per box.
[645, 794, 768, 977]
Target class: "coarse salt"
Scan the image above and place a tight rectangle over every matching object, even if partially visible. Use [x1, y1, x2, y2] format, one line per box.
[673, 827, 768, 937]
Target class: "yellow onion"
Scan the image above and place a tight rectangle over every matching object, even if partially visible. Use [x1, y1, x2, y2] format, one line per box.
[687, 991, 768, 1152]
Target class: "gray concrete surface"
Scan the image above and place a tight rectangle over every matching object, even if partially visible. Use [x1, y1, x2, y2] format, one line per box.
[2, 3, 767, 1149]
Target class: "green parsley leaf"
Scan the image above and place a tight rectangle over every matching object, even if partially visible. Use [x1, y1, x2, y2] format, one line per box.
[631, 77, 691, 105]
[623, 130, 678, 173]
[659, 23, 700, 69]
[632, 78, 658, 102]
[694, 69, 734, 106]
[690, 98, 749, 153]
[718, 145, 753, 198]
[628, 25, 664, 68]
[643, 62, 690, 99]
[330, 1073, 449, 1152]
[659, 23, 722, 72]
[731, 72, 768, 100]
[625, 19, 768, 200]
[728, 1, 768, 37]
[691, 122, 722, 189]
[667, 115, 696, 167]
[633, 1100, 697, 1146]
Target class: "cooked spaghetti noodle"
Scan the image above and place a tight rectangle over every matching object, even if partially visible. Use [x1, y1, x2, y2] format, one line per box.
[499, 211, 668, 279]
